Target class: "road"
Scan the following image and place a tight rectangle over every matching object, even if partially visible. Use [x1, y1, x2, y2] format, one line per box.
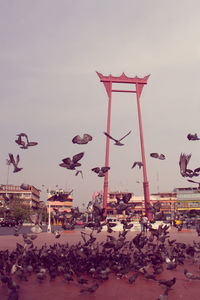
[0, 224, 65, 235]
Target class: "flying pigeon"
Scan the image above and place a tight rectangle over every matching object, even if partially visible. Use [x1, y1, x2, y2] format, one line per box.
[75, 170, 83, 178]
[187, 179, 200, 188]
[20, 183, 30, 190]
[8, 153, 23, 173]
[59, 152, 84, 170]
[104, 130, 131, 146]
[91, 166, 110, 177]
[15, 133, 27, 148]
[150, 153, 165, 160]
[187, 133, 200, 141]
[87, 201, 93, 213]
[72, 133, 92, 144]
[179, 153, 192, 177]
[15, 133, 38, 149]
[182, 168, 200, 178]
[131, 161, 143, 169]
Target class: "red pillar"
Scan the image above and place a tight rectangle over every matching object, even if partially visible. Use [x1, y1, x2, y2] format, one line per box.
[136, 83, 151, 219]
[103, 81, 112, 216]
[97, 72, 151, 219]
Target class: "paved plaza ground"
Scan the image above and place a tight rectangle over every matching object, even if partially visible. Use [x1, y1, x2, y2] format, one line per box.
[1, 227, 200, 300]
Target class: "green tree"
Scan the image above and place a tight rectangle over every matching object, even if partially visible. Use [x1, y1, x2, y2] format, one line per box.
[9, 198, 31, 222]
[12, 206, 30, 223]
[36, 208, 48, 223]
[0, 207, 4, 218]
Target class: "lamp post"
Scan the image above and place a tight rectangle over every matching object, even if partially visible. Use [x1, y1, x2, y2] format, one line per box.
[42, 185, 52, 233]
[97, 71, 152, 220]
[4, 159, 11, 220]
[47, 201, 51, 233]
[46, 185, 61, 232]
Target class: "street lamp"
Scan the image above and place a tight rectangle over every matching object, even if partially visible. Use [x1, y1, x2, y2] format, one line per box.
[47, 201, 51, 233]
[42, 185, 52, 233]
[46, 185, 61, 233]
[3, 159, 11, 220]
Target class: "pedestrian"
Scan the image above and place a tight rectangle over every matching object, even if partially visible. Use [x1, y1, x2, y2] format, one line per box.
[139, 215, 144, 232]
[196, 220, 200, 236]
[139, 214, 148, 233]
[143, 215, 148, 233]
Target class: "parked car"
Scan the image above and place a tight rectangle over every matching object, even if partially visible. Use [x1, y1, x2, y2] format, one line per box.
[76, 220, 84, 226]
[0, 219, 17, 227]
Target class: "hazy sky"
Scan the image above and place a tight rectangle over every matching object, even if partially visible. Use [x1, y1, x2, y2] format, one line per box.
[1, 1, 200, 207]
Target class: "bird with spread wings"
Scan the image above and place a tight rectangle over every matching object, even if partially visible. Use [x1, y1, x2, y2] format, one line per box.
[59, 152, 84, 170]
[91, 166, 110, 177]
[15, 132, 38, 149]
[8, 153, 23, 173]
[187, 133, 200, 141]
[104, 130, 131, 146]
[131, 161, 143, 169]
[72, 133, 92, 144]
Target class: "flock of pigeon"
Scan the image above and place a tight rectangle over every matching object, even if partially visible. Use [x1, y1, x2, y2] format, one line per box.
[1, 188, 200, 300]
[58, 131, 132, 178]
[2, 131, 200, 299]
[4, 129, 167, 179]
[56, 129, 167, 179]
[7, 131, 200, 185]
[61, 130, 200, 192]
[1, 215, 200, 300]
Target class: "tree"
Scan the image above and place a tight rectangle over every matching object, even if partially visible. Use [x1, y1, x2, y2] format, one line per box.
[0, 207, 4, 218]
[12, 206, 30, 223]
[8, 198, 31, 222]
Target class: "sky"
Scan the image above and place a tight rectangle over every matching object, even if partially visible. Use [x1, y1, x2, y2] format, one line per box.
[0, 0, 200, 208]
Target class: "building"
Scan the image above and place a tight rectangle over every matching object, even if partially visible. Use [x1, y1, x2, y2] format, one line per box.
[47, 189, 73, 214]
[174, 187, 200, 215]
[0, 184, 40, 209]
[150, 192, 177, 219]
[107, 191, 143, 219]
[107, 190, 177, 220]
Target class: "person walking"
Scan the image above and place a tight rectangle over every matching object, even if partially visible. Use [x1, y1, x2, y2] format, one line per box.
[143, 215, 148, 233]
[139, 214, 148, 233]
